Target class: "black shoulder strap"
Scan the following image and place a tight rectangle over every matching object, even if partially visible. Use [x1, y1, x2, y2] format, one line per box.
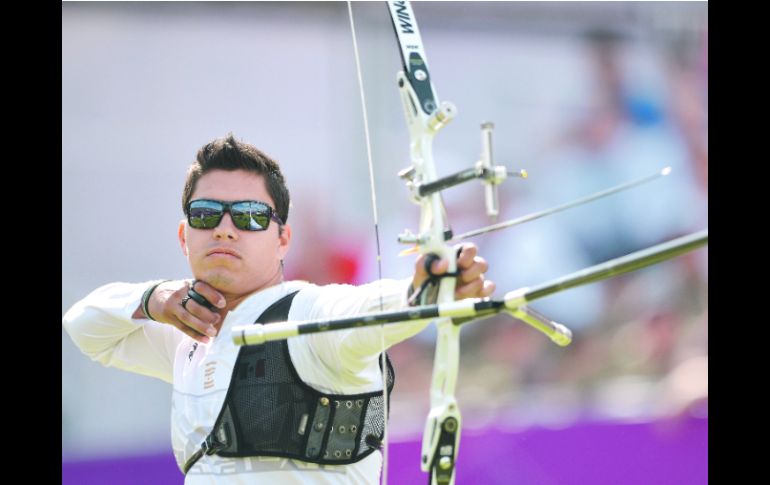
[255, 290, 300, 324]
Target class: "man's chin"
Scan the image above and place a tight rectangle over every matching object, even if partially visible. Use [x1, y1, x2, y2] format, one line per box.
[195, 271, 237, 292]
[194, 265, 280, 296]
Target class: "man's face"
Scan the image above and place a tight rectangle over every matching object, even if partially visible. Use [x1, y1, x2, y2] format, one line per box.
[178, 169, 291, 295]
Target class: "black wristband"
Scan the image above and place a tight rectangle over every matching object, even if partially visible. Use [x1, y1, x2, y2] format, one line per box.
[141, 280, 170, 321]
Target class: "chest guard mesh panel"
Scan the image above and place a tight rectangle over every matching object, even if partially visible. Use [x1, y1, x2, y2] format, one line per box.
[184, 290, 395, 473]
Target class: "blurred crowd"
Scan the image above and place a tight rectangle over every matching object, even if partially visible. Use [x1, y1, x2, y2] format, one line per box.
[285, 26, 708, 437]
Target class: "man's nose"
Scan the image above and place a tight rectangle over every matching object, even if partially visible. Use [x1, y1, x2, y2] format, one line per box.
[213, 212, 239, 240]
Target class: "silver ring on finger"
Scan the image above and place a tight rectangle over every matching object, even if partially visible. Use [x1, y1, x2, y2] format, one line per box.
[181, 295, 191, 311]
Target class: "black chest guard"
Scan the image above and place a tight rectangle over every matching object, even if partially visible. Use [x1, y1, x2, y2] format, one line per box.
[184, 290, 395, 474]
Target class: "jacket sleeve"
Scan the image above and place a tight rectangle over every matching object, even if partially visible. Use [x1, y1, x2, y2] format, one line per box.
[300, 278, 431, 381]
[62, 281, 185, 384]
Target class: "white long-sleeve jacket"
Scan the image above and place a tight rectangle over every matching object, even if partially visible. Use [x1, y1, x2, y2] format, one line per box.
[63, 278, 426, 484]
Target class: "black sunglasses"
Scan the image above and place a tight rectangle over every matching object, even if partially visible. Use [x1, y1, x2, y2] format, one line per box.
[186, 199, 283, 231]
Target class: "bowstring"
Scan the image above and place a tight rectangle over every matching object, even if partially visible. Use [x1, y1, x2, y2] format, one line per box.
[347, 3, 389, 484]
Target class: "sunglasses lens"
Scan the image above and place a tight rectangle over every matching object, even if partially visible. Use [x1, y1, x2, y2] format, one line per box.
[188, 201, 224, 229]
[232, 202, 271, 231]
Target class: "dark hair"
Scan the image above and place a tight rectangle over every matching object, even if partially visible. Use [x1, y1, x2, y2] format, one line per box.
[182, 133, 290, 225]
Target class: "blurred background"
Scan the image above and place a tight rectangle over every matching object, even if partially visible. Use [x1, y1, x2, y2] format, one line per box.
[62, 1, 707, 483]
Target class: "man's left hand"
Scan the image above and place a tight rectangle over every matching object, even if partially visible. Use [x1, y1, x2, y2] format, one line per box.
[411, 243, 495, 301]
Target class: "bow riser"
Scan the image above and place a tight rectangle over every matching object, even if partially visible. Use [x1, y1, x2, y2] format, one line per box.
[395, 38, 464, 485]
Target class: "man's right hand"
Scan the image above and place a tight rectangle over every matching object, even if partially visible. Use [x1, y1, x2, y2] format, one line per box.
[133, 280, 226, 343]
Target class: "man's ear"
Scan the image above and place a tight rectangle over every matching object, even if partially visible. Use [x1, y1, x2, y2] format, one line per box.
[178, 220, 188, 256]
[278, 223, 292, 260]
